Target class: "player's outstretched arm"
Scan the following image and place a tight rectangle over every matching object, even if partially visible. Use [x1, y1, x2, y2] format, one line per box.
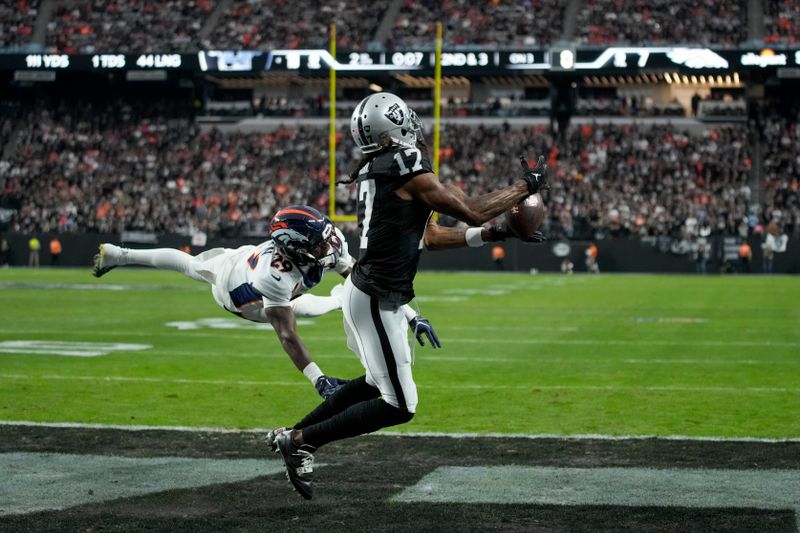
[399, 171, 528, 227]
[266, 305, 346, 398]
[265, 305, 315, 373]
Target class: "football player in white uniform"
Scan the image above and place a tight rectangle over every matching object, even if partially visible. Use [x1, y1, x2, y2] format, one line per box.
[93, 206, 357, 398]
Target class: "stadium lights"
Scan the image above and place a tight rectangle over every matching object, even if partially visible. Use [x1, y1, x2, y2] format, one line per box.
[559, 49, 575, 69]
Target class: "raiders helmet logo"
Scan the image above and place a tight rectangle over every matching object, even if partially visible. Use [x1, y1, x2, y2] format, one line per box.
[384, 103, 404, 126]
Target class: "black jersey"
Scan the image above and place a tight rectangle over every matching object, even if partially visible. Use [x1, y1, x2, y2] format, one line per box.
[350, 144, 433, 305]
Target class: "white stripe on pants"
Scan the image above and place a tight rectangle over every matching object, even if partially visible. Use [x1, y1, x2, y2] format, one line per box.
[341, 277, 417, 413]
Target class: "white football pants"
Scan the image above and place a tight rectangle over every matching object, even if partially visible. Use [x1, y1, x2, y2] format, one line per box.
[340, 276, 417, 413]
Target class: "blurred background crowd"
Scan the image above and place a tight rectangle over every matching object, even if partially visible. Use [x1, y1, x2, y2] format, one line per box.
[1, 0, 798, 51]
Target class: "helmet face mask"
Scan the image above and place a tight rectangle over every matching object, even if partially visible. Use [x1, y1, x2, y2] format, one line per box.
[351, 92, 424, 154]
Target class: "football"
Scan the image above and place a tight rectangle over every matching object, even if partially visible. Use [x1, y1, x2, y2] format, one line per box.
[506, 193, 546, 238]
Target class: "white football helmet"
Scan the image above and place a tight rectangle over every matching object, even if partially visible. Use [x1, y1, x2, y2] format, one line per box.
[350, 92, 423, 154]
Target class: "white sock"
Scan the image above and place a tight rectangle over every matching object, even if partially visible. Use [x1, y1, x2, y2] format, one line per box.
[123, 248, 206, 282]
[291, 294, 342, 317]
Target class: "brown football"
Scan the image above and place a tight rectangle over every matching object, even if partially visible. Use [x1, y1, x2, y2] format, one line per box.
[506, 193, 546, 238]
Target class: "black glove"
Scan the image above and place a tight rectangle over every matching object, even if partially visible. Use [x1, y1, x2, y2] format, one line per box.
[315, 375, 349, 399]
[520, 155, 549, 194]
[487, 222, 547, 244]
[409, 316, 441, 348]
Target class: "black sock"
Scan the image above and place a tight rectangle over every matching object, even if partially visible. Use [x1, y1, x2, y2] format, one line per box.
[293, 375, 380, 430]
[300, 398, 414, 449]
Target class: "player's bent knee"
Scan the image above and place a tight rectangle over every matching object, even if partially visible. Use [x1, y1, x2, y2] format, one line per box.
[382, 401, 414, 425]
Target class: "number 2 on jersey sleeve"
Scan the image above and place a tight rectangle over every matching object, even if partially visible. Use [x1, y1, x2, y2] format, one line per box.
[358, 178, 376, 249]
[394, 148, 423, 176]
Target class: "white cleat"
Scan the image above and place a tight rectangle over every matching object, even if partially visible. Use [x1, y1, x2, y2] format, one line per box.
[92, 243, 124, 278]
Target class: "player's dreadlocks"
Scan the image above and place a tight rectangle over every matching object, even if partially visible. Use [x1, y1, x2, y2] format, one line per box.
[339, 148, 386, 184]
[338, 132, 393, 184]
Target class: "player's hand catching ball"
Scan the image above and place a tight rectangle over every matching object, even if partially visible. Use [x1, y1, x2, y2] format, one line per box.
[520, 155, 549, 194]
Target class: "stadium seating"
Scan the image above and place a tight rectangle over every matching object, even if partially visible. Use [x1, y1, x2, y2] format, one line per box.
[0, 0, 38, 49]
[0, 0, 763, 51]
[1, 100, 759, 242]
[203, 0, 390, 50]
[763, 0, 800, 44]
[0, 101, 330, 237]
[760, 105, 800, 237]
[574, 0, 747, 46]
[389, 0, 565, 48]
[45, 0, 213, 53]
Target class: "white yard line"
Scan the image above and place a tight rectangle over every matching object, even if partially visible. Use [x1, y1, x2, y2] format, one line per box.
[1, 420, 799, 443]
[1, 328, 798, 348]
[1, 373, 797, 393]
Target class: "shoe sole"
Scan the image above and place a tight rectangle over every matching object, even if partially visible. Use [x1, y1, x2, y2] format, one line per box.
[265, 428, 285, 454]
[92, 244, 116, 278]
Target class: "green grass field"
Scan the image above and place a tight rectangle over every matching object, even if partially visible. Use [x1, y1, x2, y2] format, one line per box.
[1, 268, 798, 438]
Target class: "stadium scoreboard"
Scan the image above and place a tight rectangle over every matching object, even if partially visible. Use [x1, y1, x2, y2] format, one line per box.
[3, 47, 799, 76]
[18, 53, 188, 70]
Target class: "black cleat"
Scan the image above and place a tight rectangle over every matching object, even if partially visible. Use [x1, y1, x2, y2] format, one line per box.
[265, 427, 286, 453]
[276, 430, 315, 500]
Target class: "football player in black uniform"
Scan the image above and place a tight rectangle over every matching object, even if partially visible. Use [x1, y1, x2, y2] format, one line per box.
[271, 92, 548, 499]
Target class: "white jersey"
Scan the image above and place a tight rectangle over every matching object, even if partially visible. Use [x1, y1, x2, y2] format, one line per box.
[203, 228, 354, 322]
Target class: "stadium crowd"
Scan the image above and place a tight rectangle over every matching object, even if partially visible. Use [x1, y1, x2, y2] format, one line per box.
[45, 0, 213, 53]
[762, 0, 800, 44]
[406, 123, 755, 242]
[389, 0, 565, 48]
[760, 105, 800, 239]
[0, 0, 771, 52]
[574, 0, 747, 46]
[204, 0, 389, 51]
[1, 99, 768, 246]
[0, 101, 331, 237]
[0, 0, 38, 49]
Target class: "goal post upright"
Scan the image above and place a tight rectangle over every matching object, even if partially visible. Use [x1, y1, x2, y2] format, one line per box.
[329, 23, 357, 223]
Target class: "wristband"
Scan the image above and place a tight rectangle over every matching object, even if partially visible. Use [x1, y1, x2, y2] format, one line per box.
[465, 227, 486, 248]
[401, 303, 417, 322]
[302, 362, 324, 384]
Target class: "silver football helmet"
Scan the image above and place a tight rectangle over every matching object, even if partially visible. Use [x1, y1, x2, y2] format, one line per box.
[350, 92, 423, 154]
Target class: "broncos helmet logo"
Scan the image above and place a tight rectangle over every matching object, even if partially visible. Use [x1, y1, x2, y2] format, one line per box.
[269, 206, 334, 267]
